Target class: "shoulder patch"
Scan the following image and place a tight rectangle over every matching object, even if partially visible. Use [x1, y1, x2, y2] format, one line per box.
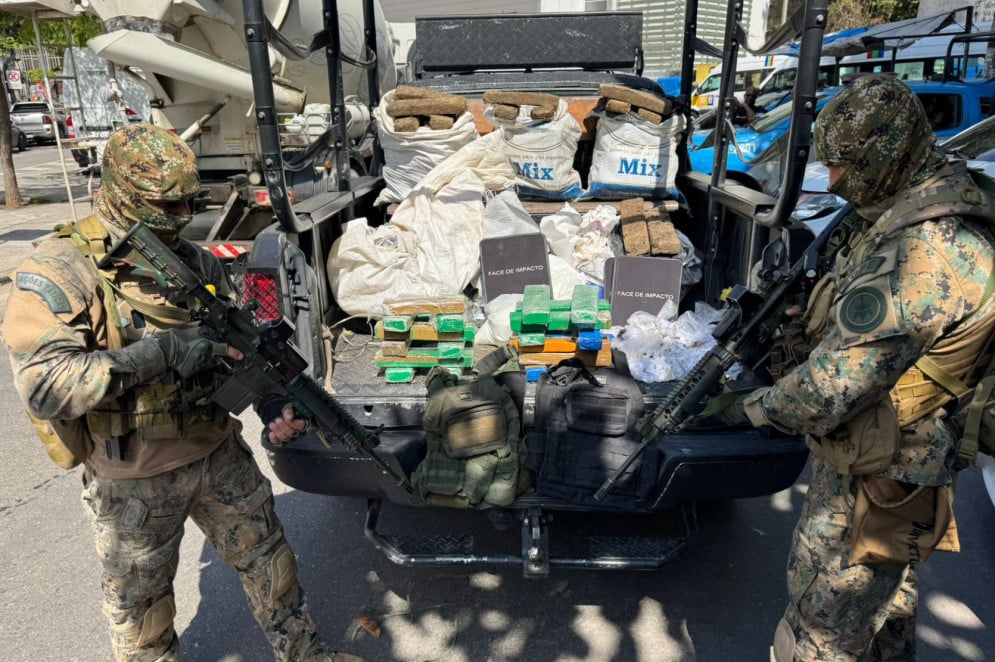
[15, 272, 72, 313]
[849, 255, 887, 282]
[839, 286, 888, 334]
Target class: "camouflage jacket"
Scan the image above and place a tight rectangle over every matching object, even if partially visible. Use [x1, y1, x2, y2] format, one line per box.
[748, 163, 995, 486]
[2, 218, 239, 478]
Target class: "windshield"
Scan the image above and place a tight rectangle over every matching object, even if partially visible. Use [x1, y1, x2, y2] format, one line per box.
[698, 74, 721, 94]
[942, 115, 995, 161]
[751, 99, 795, 133]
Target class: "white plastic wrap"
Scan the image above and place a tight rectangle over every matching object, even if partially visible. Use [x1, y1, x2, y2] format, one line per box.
[539, 204, 620, 284]
[610, 302, 726, 383]
[327, 132, 515, 317]
[475, 293, 524, 346]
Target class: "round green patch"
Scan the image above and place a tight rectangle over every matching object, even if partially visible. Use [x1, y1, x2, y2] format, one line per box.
[840, 287, 887, 334]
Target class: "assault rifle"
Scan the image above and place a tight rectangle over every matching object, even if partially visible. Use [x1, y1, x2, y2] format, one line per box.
[100, 222, 415, 497]
[594, 210, 856, 502]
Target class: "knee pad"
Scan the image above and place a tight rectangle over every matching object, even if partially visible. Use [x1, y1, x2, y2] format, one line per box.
[770, 617, 796, 662]
[136, 594, 176, 647]
[270, 543, 298, 601]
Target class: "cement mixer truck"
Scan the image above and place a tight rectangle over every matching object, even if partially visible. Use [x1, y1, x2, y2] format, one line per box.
[13, 0, 397, 240]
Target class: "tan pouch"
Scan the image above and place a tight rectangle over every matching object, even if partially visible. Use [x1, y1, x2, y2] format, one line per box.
[25, 410, 93, 469]
[810, 398, 900, 475]
[849, 476, 959, 566]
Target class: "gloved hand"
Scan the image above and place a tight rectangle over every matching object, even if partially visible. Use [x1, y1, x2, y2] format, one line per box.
[697, 388, 759, 426]
[155, 328, 228, 378]
[257, 394, 309, 445]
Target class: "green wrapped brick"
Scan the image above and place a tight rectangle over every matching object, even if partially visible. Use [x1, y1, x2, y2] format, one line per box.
[439, 348, 475, 368]
[522, 284, 551, 326]
[547, 310, 571, 331]
[436, 313, 465, 333]
[384, 367, 416, 383]
[518, 332, 547, 347]
[436, 341, 466, 360]
[570, 284, 599, 327]
[383, 315, 414, 332]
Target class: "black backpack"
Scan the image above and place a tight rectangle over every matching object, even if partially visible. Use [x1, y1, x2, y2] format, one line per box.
[529, 359, 660, 509]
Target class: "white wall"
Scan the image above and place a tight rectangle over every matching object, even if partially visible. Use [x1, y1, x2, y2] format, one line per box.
[918, 0, 994, 24]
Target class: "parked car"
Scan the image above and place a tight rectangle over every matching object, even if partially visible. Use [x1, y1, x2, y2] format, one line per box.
[3, 119, 28, 152]
[688, 87, 843, 191]
[941, 112, 995, 177]
[65, 107, 143, 170]
[696, 77, 995, 193]
[9, 101, 68, 145]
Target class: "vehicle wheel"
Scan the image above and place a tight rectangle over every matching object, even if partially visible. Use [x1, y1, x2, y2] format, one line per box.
[17, 133, 27, 152]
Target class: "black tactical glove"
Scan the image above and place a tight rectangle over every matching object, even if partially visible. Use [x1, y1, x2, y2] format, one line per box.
[257, 393, 309, 444]
[155, 329, 228, 378]
[257, 394, 294, 426]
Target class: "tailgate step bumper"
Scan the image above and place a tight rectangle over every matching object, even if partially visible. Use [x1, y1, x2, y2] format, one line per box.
[364, 499, 697, 577]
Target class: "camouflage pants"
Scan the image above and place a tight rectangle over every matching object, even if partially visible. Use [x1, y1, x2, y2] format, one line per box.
[81, 434, 320, 661]
[772, 456, 917, 662]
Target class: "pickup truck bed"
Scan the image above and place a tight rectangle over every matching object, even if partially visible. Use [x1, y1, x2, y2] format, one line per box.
[265, 335, 809, 510]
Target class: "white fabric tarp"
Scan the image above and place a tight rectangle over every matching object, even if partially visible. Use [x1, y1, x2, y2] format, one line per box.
[327, 132, 515, 318]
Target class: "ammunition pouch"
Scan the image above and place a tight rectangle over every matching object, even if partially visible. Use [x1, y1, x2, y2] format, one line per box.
[86, 371, 227, 448]
[807, 398, 900, 476]
[849, 476, 959, 565]
[25, 410, 93, 470]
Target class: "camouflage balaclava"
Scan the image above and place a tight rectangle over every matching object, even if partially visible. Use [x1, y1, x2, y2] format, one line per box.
[95, 124, 199, 243]
[814, 75, 947, 211]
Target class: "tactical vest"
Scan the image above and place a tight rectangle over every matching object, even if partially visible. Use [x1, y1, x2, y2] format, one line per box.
[30, 217, 228, 468]
[804, 167, 995, 471]
[529, 359, 659, 509]
[411, 363, 528, 507]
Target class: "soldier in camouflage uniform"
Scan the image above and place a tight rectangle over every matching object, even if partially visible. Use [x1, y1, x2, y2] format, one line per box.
[724, 75, 995, 659]
[1, 124, 363, 662]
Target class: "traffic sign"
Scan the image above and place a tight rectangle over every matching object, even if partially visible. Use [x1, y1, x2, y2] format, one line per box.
[6, 70, 21, 84]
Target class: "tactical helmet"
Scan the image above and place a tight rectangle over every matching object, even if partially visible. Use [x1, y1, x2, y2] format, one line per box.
[814, 75, 946, 208]
[95, 124, 200, 243]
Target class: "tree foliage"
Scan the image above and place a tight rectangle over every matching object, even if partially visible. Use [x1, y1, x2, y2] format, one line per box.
[827, 0, 920, 31]
[0, 12, 102, 54]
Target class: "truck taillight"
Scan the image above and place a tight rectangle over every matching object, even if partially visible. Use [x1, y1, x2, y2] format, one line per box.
[42, 116, 52, 125]
[240, 273, 282, 323]
[252, 189, 294, 207]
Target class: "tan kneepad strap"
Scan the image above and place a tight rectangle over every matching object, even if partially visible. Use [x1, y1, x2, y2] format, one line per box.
[270, 543, 298, 601]
[137, 594, 176, 647]
[771, 617, 796, 662]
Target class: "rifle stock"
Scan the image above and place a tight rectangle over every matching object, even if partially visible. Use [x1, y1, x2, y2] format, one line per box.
[102, 223, 414, 497]
[595, 210, 854, 502]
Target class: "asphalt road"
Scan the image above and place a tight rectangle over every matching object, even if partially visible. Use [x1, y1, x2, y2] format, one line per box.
[0, 142, 95, 204]
[0, 189, 992, 662]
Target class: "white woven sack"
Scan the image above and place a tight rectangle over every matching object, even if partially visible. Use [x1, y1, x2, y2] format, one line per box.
[585, 112, 686, 200]
[488, 99, 583, 200]
[373, 88, 478, 205]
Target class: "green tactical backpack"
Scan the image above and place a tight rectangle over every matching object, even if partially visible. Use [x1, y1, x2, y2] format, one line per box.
[411, 349, 529, 507]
